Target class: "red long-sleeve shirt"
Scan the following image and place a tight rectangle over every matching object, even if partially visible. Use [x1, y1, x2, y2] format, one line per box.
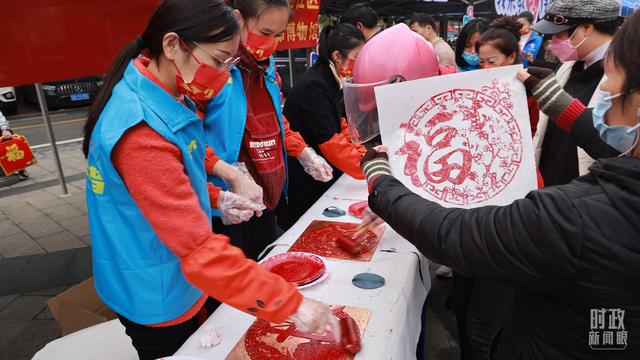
[108, 58, 302, 327]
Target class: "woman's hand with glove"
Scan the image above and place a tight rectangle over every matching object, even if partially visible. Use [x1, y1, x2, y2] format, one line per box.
[517, 67, 578, 122]
[211, 161, 264, 208]
[227, 166, 264, 212]
[297, 147, 334, 182]
[217, 191, 266, 225]
[288, 297, 341, 343]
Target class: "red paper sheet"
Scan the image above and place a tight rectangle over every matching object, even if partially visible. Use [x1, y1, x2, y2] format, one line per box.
[226, 305, 371, 360]
[288, 221, 384, 262]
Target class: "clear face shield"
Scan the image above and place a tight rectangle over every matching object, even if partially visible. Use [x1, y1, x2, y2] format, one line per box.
[343, 77, 398, 144]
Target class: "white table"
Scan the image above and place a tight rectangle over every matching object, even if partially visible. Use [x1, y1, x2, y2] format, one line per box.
[175, 176, 431, 359]
[32, 320, 137, 360]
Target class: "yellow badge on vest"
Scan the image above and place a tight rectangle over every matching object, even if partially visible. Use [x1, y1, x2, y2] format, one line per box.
[187, 139, 197, 159]
[87, 164, 105, 195]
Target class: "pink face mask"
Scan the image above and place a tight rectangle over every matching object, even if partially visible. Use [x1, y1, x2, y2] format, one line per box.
[548, 29, 588, 62]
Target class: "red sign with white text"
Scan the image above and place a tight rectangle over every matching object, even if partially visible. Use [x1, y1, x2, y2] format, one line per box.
[277, 0, 321, 50]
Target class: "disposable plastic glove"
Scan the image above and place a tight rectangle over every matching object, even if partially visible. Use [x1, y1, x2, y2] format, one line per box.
[288, 297, 341, 343]
[227, 162, 264, 214]
[218, 191, 265, 225]
[297, 147, 333, 182]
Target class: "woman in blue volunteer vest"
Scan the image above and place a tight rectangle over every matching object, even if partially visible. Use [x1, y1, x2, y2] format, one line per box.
[82, 1, 338, 358]
[203, 0, 334, 260]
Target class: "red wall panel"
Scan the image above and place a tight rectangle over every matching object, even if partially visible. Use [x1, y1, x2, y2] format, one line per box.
[0, 1, 159, 86]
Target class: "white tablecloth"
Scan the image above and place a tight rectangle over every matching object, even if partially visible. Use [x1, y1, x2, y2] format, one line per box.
[32, 320, 137, 360]
[175, 176, 431, 359]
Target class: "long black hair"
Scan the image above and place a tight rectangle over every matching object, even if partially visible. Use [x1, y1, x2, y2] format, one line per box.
[82, 0, 240, 157]
[476, 16, 522, 63]
[317, 23, 364, 65]
[227, 0, 291, 20]
[454, 18, 490, 68]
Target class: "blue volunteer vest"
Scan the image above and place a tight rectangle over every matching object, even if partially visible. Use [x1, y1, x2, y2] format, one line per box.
[203, 57, 289, 216]
[86, 60, 209, 325]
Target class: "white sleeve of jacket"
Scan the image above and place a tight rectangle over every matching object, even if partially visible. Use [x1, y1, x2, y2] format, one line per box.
[0, 111, 10, 131]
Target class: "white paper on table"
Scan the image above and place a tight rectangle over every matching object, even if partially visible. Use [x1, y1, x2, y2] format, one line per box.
[375, 65, 537, 208]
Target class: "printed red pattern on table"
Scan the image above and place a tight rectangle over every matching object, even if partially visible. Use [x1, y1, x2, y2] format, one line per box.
[288, 221, 381, 261]
[396, 80, 523, 206]
[242, 307, 360, 360]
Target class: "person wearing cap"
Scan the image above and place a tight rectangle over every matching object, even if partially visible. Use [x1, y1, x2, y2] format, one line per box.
[530, 0, 622, 187]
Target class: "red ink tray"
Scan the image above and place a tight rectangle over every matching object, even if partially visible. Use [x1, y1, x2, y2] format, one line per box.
[348, 201, 369, 218]
[260, 252, 326, 286]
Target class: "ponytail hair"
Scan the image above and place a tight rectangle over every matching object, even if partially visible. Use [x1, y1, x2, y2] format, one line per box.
[317, 23, 365, 65]
[83, 0, 240, 157]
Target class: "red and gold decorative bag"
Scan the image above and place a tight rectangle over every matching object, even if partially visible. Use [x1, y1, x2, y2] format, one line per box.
[0, 135, 37, 175]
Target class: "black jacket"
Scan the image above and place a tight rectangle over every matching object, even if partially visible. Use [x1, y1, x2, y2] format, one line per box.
[284, 60, 345, 152]
[276, 61, 344, 230]
[368, 109, 638, 358]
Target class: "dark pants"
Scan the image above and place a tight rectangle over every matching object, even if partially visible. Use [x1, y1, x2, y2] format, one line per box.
[450, 274, 514, 360]
[117, 298, 218, 360]
[212, 209, 278, 261]
[275, 157, 339, 232]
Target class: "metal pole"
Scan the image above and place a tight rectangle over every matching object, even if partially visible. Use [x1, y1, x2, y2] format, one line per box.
[288, 49, 295, 88]
[34, 83, 69, 195]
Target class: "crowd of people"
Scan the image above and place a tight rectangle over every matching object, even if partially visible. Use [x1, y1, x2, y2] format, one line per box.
[81, 0, 639, 359]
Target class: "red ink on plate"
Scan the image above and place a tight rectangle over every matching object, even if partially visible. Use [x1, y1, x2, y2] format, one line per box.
[261, 252, 325, 286]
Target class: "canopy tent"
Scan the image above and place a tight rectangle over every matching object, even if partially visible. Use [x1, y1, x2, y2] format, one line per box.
[321, 0, 497, 18]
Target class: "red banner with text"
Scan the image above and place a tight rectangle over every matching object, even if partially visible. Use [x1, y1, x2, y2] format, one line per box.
[277, 0, 321, 50]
